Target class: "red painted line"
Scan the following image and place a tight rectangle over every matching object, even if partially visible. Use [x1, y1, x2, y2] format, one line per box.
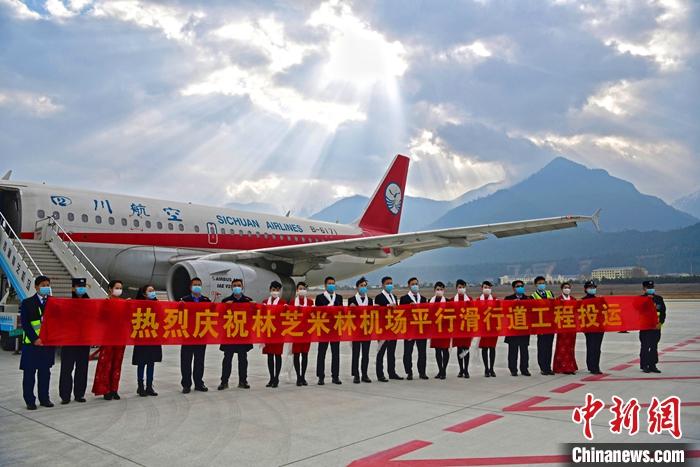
[349, 440, 432, 466]
[444, 414, 503, 433]
[502, 396, 550, 412]
[502, 396, 700, 413]
[627, 358, 641, 364]
[581, 375, 700, 382]
[662, 347, 679, 352]
[609, 363, 633, 371]
[659, 359, 700, 363]
[667, 349, 700, 352]
[383, 454, 572, 466]
[579, 373, 608, 382]
[550, 383, 585, 394]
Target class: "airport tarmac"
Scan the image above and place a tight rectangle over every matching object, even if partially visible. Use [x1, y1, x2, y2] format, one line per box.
[0, 301, 698, 466]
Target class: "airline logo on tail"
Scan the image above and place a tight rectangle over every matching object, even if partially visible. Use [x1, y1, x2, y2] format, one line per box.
[357, 154, 409, 235]
[384, 183, 402, 215]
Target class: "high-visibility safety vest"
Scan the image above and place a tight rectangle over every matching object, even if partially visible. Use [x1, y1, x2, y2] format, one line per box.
[531, 290, 554, 299]
[23, 304, 43, 345]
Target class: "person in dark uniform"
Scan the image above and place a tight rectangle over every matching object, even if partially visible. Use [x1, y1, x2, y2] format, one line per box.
[349, 277, 373, 384]
[59, 278, 90, 405]
[219, 278, 253, 390]
[316, 276, 343, 385]
[640, 280, 666, 373]
[504, 280, 531, 376]
[582, 280, 603, 375]
[374, 276, 402, 382]
[133, 284, 162, 396]
[531, 276, 555, 375]
[262, 281, 285, 388]
[400, 277, 429, 380]
[20, 275, 56, 410]
[180, 277, 210, 393]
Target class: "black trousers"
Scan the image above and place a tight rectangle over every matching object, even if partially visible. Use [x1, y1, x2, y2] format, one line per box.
[537, 334, 555, 372]
[316, 341, 340, 379]
[59, 346, 90, 401]
[584, 332, 604, 372]
[507, 337, 529, 373]
[23, 367, 51, 406]
[376, 340, 398, 378]
[351, 341, 371, 377]
[435, 348, 450, 375]
[403, 339, 427, 376]
[639, 329, 661, 369]
[180, 344, 206, 389]
[221, 349, 248, 384]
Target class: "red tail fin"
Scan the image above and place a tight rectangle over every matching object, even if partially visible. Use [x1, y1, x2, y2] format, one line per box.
[357, 154, 409, 235]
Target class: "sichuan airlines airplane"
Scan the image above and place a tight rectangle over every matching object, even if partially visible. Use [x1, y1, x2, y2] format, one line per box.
[0, 155, 599, 300]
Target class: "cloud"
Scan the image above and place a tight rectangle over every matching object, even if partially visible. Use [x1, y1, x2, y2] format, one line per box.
[0, 89, 63, 117]
[406, 130, 506, 200]
[91, 0, 204, 42]
[0, 0, 40, 19]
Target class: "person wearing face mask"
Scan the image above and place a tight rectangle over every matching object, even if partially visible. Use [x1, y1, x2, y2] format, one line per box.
[349, 277, 373, 384]
[92, 280, 126, 400]
[504, 280, 531, 377]
[429, 282, 450, 380]
[639, 280, 665, 374]
[219, 278, 253, 390]
[292, 282, 311, 386]
[531, 276, 555, 376]
[400, 277, 429, 380]
[262, 281, 285, 388]
[582, 280, 604, 375]
[374, 276, 403, 382]
[315, 276, 343, 385]
[132, 284, 162, 396]
[180, 277, 211, 393]
[477, 281, 498, 377]
[58, 278, 91, 405]
[20, 275, 56, 410]
[552, 282, 578, 375]
[452, 279, 472, 378]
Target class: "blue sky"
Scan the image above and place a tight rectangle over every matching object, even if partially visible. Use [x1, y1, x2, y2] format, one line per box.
[1, 0, 698, 217]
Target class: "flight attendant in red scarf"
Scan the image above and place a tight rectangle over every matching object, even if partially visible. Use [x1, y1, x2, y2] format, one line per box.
[262, 281, 285, 388]
[429, 281, 450, 379]
[452, 279, 472, 378]
[92, 280, 126, 400]
[553, 282, 578, 374]
[477, 281, 498, 377]
[292, 281, 312, 386]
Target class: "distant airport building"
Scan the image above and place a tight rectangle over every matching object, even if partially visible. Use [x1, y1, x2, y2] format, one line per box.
[591, 266, 649, 281]
[498, 274, 577, 285]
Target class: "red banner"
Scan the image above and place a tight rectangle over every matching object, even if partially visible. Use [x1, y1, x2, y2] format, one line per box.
[39, 296, 659, 346]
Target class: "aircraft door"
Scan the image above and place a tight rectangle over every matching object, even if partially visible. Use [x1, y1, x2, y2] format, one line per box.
[206, 222, 218, 245]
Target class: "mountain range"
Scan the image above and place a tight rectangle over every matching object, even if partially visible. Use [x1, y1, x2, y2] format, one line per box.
[674, 190, 700, 219]
[227, 156, 700, 281]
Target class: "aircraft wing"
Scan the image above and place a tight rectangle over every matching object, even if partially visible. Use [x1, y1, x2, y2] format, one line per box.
[193, 211, 600, 271]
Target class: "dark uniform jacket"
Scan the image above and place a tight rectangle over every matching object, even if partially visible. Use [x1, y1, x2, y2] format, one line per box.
[399, 293, 428, 305]
[132, 297, 163, 365]
[504, 293, 530, 344]
[643, 294, 666, 326]
[221, 293, 253, 351]
[348, 295, 374, 306]
[315, 293, 343, 306]
[374, 291, 398, 306]
[20, 294, 55, 370]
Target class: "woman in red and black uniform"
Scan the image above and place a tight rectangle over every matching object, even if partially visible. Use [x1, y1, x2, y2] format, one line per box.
[452, 279, 472, 378]
[92, 280, 126, 400]
[477, 281, 498, 377]
[262, 281, 285, 388]
[553, 282, 578, 375]
[132, 284, 162, 396]
[429, 281, 450, 379]
[292, 282, 311, 386]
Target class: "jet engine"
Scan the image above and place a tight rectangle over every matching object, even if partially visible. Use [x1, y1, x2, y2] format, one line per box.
[167, 260, 295, 302]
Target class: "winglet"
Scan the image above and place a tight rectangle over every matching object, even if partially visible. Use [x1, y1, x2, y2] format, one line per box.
[1, 170, 11, 180]
[591, 208, 602, 232]
[356, 154, 410, 235]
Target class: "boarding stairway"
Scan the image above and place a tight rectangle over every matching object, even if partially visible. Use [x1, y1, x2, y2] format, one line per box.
[0, 213, 108, 301]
